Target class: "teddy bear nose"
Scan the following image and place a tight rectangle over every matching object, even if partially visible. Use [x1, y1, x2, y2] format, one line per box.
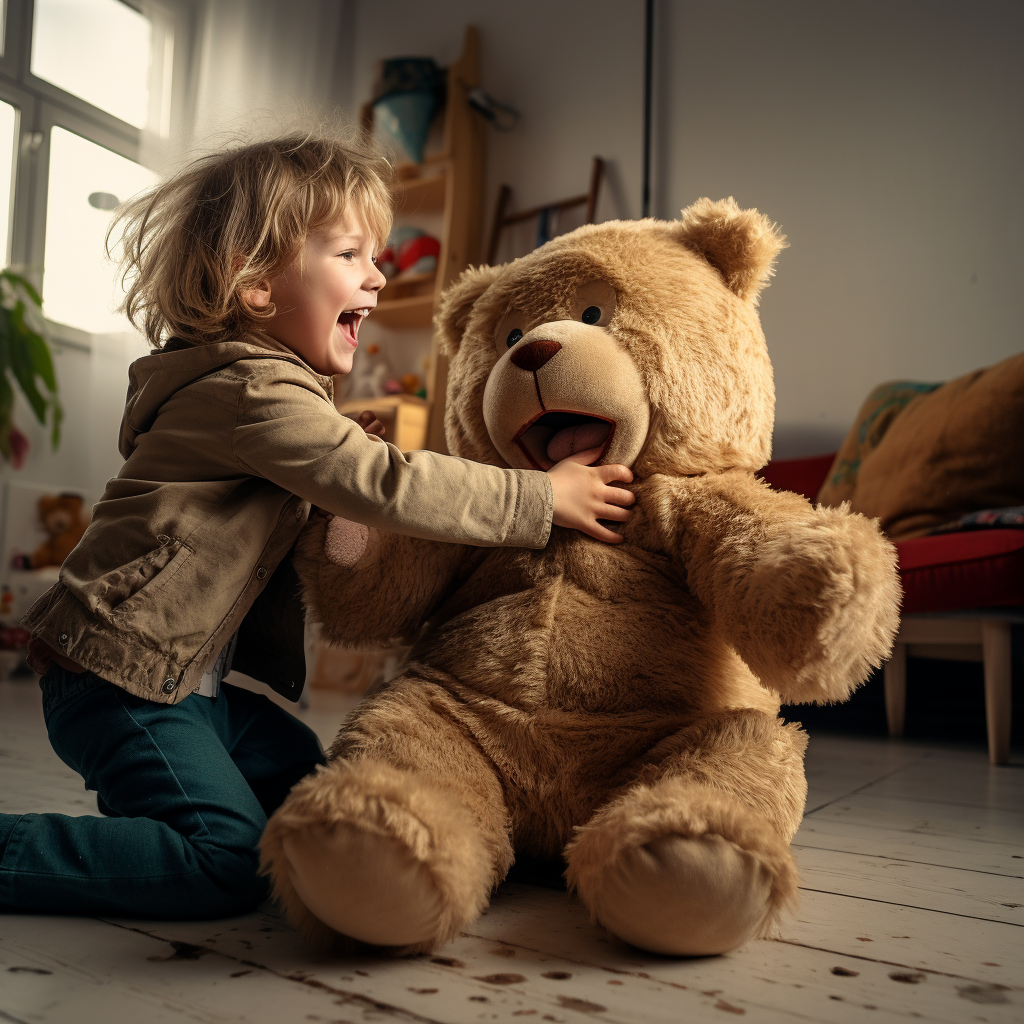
[510, 340, 562, 371]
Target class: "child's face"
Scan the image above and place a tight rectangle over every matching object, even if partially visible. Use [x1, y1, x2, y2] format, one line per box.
[262, 209, 386, 376]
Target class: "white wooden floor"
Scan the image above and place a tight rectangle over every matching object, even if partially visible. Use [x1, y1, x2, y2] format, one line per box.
[1, 675, 1022, 1024]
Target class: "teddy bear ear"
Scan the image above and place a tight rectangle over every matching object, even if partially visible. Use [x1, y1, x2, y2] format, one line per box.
[677, 197, 787, 303]
[435, 264, 504, 357]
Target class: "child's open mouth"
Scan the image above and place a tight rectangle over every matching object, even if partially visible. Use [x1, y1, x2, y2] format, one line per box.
[337, 307, 370, 346]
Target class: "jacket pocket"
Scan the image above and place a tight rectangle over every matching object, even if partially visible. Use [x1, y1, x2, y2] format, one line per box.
[72, 535, 193, 623]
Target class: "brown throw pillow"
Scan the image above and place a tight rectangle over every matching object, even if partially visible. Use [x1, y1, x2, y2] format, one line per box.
[817, 351, 1024, 540]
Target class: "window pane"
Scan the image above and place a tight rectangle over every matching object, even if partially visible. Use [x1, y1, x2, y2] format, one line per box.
[43, 127, 157, 334]
[0, 100, 16, 264]
[31, 0, 152, 129]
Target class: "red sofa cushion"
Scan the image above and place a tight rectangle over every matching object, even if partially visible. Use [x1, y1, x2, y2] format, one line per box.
[759, 453, 835, 501]
[896, 530, 1024, 613]
[761, 454, 1024, 614]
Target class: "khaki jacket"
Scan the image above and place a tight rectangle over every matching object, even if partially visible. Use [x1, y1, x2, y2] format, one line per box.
[24, 333, 553, 703]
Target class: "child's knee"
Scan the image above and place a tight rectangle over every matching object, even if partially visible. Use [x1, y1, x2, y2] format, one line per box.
[188, 842, 269, 918]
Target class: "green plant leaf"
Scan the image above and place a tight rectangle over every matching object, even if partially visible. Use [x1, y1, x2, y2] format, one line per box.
[2, 269, 43, 308]
[0, 267, 59, 450]
[50, 397, 63, 448]
[8, 333, 48, 423]
[21, 323, 58, 394]
[0, 370, 13, 420]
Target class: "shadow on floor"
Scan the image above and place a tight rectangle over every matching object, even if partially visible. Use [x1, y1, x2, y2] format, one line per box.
[782, 624, 1024, 750]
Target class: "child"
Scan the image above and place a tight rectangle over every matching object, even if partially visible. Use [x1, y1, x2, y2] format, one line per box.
[0, 132, 634, 920]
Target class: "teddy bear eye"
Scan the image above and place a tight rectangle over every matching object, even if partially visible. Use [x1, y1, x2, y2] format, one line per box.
[506, 328, 523, 348]
[581, 306, 601, 325]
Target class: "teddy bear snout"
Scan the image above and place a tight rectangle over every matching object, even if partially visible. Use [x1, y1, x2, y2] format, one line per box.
[510, 339, 562, 371]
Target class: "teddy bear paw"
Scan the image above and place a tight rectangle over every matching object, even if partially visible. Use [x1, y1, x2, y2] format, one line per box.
[324, 516, 369, 567]
[281, 822, 445, 948]
[577, 832, 778, 956]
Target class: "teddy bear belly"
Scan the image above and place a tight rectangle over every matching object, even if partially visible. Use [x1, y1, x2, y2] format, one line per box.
[414, 578, 767, 718]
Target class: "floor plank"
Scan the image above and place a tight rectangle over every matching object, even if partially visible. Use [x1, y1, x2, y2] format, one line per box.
[860, 755, 1024, 814]
[801, 735, 933, 810]
[796, 813, 1024, 876]
[801, 790, 1024, 847]
[781, 888, 1024, 987]
[795, 846, 1024, 925]
[0, 915, 423, 1024]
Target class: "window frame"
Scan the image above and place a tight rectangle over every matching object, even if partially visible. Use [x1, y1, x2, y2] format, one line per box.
[0, 0, 193, 346]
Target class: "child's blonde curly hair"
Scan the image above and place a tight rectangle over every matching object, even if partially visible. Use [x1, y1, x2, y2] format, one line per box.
[112, 130, 394, 348]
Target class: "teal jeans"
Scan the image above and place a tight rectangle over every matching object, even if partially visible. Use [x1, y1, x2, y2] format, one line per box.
[0, 665, 325, 918]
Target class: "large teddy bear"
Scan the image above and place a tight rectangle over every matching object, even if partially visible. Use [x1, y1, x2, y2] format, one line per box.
[262, 198, 901, 957]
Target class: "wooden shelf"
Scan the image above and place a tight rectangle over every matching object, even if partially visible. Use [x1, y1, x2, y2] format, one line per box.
[371, 292, 435, 330]
[360, 26, 484, 453]
[337, 394, 430, 452]
[396, 171, 448, 215]
[383, 270, 436, 303]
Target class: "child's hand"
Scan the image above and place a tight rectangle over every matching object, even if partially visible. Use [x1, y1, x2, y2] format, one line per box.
[547, 449, 635, 543]
[355, 410, 385, 437]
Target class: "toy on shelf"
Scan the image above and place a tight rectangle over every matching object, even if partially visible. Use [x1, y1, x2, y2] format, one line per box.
[343, 342, 395, 401]
[370, 57, 446, 165]
[378, 227, 440, 281]
[10, 493, 88, 570]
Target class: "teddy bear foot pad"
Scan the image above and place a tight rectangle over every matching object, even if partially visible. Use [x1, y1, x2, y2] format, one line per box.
[283, 823, 445, 947]
[582, 831, 775, 956]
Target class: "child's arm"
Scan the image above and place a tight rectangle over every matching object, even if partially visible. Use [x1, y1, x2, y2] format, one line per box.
[232, 375, 633, 548]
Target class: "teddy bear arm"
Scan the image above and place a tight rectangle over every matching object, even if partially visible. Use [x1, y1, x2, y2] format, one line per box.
[664, 473, 901, 704]
[294, 514, 472, 646]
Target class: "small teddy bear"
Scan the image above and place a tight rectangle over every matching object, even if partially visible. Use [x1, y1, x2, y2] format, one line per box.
[262, 198, 901, 958]
[11, 493, 89, 570]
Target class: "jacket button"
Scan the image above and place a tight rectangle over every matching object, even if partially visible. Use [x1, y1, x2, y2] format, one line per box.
[58, 632, 69, 644]
[162, 678, 176, 694]
[256, 567, 267, 580]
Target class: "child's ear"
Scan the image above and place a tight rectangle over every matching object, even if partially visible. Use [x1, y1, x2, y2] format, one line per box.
[241, 280, 272, 309]
[435, 264, 503, 357]
[677, 197, 787, 304]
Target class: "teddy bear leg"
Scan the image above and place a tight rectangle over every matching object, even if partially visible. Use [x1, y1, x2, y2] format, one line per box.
[261, 693, 511, 954]
[564, 709, 807, 956]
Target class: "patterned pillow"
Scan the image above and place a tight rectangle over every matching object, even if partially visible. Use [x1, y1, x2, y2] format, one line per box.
[932, 507, 1024, 533]
[817, 381, 941, 507]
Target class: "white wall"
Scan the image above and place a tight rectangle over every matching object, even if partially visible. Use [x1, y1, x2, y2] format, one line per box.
[0, 334, 142, 507]
[351, 0, 1024, 458]
[655, 0, 1024, 456]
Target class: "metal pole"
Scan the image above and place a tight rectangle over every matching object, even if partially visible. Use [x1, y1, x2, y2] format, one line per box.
[642, 0, 654, 218]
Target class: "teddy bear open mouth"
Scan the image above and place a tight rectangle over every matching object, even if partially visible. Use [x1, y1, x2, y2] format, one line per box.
[513, 411, 615, 469]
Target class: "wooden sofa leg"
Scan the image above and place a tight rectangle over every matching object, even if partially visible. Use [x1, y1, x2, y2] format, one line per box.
[981, 621, 1012, 765]
[884, 641, 907, 737]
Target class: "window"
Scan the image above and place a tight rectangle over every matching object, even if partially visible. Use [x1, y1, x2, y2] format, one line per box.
[0, 0, 185, 341]
[43, 127, 157, 333]
[0, 100, 17, 264]
[31, 0, 154, 129]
